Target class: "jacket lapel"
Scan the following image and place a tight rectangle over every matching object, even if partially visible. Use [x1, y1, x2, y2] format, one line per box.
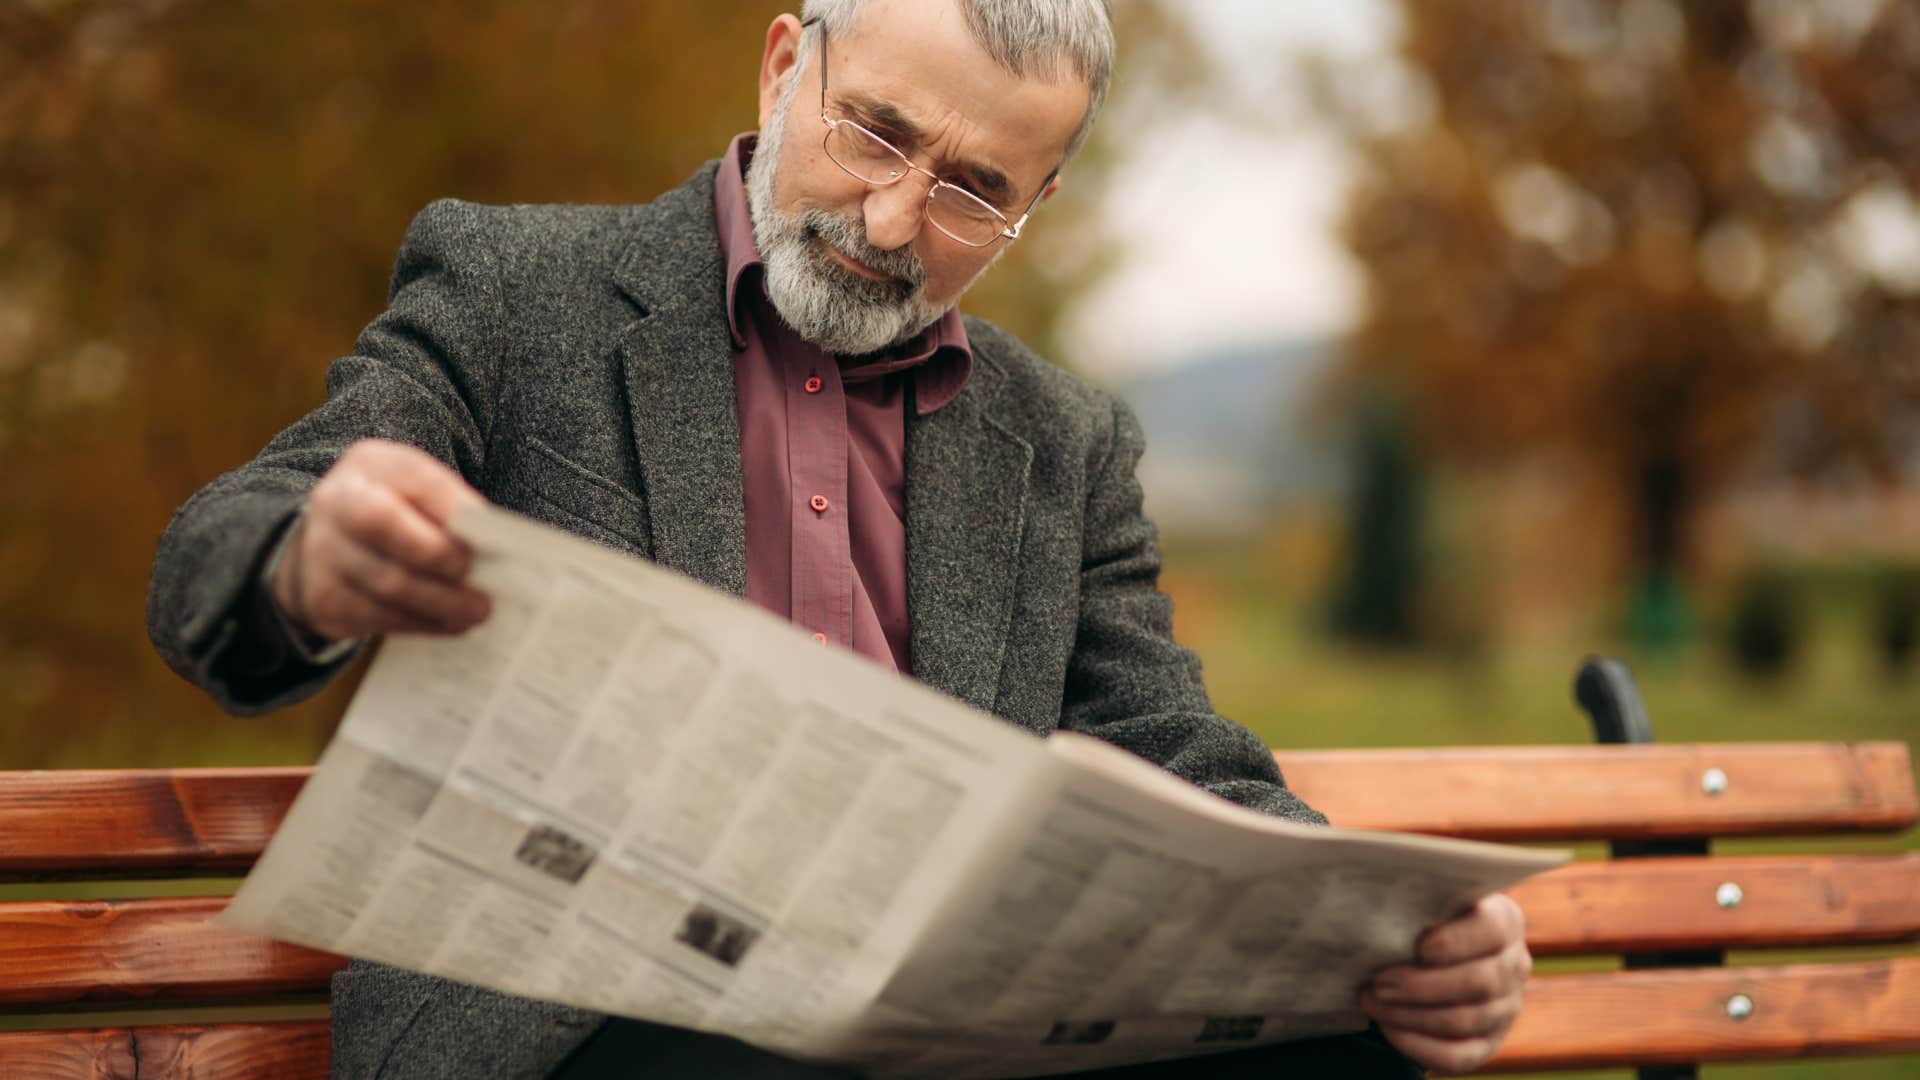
[609, 165, 748, 597]
[905, 359, 1033, 713]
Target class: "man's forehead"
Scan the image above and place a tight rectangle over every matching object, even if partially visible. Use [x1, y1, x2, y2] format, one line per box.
[834, 89, 1016, 199]
[823, 0, 1088, 178]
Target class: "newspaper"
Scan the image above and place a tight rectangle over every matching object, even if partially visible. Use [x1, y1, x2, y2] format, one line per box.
[220, 502, 1567, 1078]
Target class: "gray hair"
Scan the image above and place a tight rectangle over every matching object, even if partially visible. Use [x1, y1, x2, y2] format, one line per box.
[799, 0, 1114, 162]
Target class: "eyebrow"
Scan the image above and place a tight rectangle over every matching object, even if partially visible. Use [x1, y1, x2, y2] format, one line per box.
[837, 91, 1014, 202]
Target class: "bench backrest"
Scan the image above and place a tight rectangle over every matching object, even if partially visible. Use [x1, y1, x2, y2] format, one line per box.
[1276, 742, 1920, 1074]
[1, 743, 1915, 1076]
[0, 769, 336, 1077]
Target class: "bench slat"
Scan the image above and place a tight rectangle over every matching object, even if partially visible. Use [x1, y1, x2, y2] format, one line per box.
[1276, 742, 1917, 840]
[7, 871, 1913, 999]
[1, 743, 1910, 879]
[1, 961, 1912, 1078]
[0, 1020, 328, 1079]
[0, 769, 306, 880]
[1514, 854, 1920, 956]
[1477, 957, 1920, 1073]
[9, 867, 1913, 1013]
[0, 898, 344, 1010]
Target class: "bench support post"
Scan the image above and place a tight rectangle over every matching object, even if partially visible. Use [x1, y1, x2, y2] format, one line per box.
[1575, 657, 1717, 1080]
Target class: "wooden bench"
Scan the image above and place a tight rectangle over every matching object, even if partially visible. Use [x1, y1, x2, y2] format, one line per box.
[2, 661, 1915, 1077]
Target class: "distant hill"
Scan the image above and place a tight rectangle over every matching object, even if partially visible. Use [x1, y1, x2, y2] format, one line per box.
[1114, 338, 1344, 534]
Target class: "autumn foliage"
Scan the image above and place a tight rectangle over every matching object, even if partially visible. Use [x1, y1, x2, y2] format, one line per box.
[1334, 0, 1920, 589]
[0, 2, 1177, 765]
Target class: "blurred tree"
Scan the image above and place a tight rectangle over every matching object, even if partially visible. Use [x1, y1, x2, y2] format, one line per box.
[0, 0, 1190, 766]
[1327, 387, 1428, 647]
[1322, 0, 1920, 647]
[1875, 565, 1920, 676]
[1726, 564, 1801, 678]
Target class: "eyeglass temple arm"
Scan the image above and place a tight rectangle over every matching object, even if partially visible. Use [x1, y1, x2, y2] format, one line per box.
[1008, 169, 1058, 236]
[803, 16, 828, 115]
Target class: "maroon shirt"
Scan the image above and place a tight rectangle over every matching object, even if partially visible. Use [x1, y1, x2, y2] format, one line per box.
[714, 134, 972, 674]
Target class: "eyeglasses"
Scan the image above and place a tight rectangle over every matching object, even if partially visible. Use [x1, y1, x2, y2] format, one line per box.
[804, 18, 1054, 248]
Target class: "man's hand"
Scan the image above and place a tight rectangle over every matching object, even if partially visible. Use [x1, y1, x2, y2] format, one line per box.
[1361, 892, 1531, 1075]
[273, 439, 491, 642]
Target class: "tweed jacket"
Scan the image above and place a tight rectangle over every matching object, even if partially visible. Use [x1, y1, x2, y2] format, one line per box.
[147, 161, 1325, 1078]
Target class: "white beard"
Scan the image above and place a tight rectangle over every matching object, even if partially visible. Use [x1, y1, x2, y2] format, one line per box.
[745, 59, 993, 356]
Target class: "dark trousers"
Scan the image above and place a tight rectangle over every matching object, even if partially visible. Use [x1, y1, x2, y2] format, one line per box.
[551, 1017, 1425, 1078]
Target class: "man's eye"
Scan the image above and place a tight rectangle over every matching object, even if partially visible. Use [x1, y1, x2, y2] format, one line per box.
[965, 186, 1008, 211]
[944, 178, 989, 202]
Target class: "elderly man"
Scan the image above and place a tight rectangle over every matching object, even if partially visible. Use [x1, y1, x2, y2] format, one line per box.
[148, 1, 1527, 1076]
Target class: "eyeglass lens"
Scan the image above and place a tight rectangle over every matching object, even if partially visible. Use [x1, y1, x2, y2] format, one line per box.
[823, 122, 1008, 246]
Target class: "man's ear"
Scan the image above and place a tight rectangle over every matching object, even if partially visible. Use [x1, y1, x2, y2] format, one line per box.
[758, 14, 807, 129]
[1037, 174, 1063, 205]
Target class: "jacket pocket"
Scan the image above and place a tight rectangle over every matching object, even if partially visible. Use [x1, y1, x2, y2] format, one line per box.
[492, 436, 651, 557]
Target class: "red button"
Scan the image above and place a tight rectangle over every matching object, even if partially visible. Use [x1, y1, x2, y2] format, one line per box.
[811, 632, 827, 645]
[804, 376, 823, 394]
[809, 494, 830, 512]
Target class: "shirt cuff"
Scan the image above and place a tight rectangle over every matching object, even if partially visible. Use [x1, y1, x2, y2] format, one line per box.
[260, 510, 364, 666]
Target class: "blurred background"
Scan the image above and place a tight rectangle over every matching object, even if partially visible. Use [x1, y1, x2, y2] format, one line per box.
[2, 2, 1916, 1074]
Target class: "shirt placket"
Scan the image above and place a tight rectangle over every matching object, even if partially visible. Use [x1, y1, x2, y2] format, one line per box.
[785, 347, 852, 649]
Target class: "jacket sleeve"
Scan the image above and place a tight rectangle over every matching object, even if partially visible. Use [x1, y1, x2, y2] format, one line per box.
[1058, 393, 1328, 825]
[145, 199, 506, 715]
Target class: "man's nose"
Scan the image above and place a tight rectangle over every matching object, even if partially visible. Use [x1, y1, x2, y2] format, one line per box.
[862, 178, 928, 252]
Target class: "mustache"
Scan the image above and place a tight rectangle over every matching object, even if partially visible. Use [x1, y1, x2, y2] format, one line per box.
[801, 209, 927, 292]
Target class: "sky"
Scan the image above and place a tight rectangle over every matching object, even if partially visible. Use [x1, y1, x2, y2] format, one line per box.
[1063, 0, 1399, 380]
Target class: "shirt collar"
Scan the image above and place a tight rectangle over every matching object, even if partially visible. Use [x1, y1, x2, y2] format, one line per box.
[713, 132, 972, 416]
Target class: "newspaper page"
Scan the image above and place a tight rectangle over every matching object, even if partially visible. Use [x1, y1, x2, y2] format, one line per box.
[220, 502, 1566, 1077]
[852, 734, 1563, 1077]
[221, 502, 1063, 1061]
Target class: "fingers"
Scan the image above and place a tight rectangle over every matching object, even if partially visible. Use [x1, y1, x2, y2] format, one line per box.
[327, 530, 490, 631]
[364, 439, 485, 525]
[1362, 981, 1523, 1039]
[1417, 892, 1527, 967]
[1370, 939, 1532, 1007]
[314, 468, 471, 582]
[324, 437, 483, 532]
[1361, 893, 1532, 1076]
[275, 439, 492, 641]
[1375, 1026, 1501, 1076]
[1363, 965, 1524, 1076]
[297, 571, 466, 641]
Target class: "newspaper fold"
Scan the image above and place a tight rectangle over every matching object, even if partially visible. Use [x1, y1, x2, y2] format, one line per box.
[221, 503, 1566, 1078]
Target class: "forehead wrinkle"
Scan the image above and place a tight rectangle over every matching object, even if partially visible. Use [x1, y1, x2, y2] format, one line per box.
[836, 88, 1013, 199]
